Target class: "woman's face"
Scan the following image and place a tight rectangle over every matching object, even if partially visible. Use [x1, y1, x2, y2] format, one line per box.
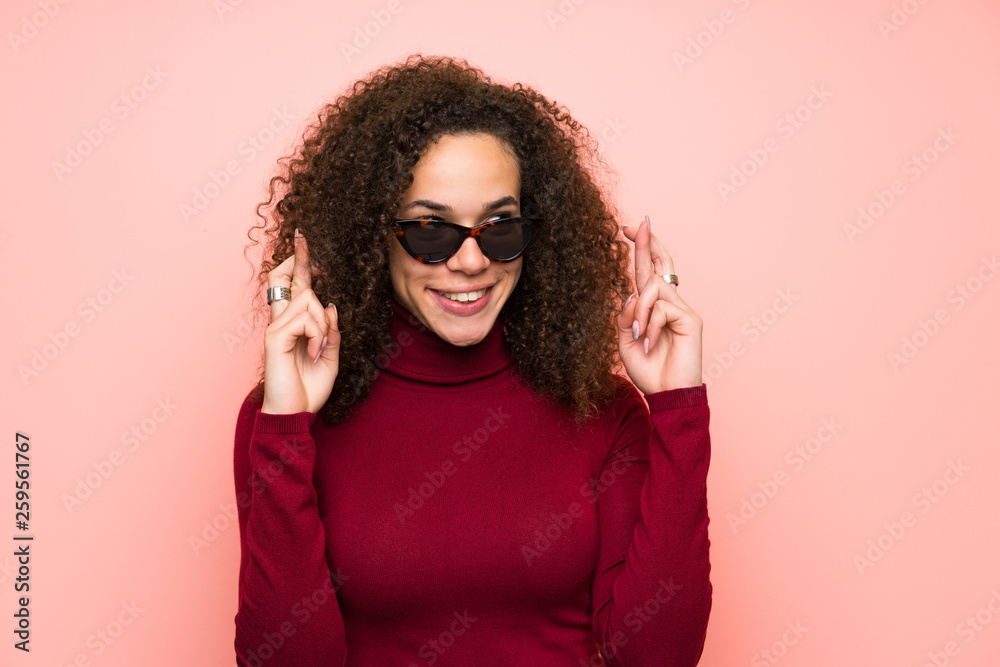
[389, 132, 523, 347]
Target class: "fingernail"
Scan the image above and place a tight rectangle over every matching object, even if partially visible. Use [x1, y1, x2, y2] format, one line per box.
[314, 334, 328, 364]
[631, 321, 639, 341]
[644, 215, 650, 228]
[643, 337, 649, 354]
[294, 227, 301, 238]
[624, 293, 634, 309]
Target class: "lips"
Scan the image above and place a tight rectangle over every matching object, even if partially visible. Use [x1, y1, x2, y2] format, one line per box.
[430, 285, 493, 315]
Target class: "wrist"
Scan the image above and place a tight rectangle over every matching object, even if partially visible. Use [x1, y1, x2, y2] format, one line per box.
[260, 400, 311, 415]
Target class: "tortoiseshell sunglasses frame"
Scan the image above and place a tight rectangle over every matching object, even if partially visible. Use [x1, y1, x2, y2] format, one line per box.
[391, 217, 543, 264]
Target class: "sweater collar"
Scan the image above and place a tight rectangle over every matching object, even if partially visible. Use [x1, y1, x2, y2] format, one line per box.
[384, 293, 513, 384]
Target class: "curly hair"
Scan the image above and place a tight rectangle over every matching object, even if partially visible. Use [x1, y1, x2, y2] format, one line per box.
[247, 54, 634, 425]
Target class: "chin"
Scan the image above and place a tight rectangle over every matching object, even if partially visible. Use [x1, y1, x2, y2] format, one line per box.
[428, 317, 493, 347]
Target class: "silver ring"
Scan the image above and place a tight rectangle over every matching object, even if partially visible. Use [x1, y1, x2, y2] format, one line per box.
[661, 274, 679, 286]
[267, 286, 291, 305]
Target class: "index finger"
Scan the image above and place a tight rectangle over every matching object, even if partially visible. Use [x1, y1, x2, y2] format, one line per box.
[291, 228, 313, 293]
[268, 251, 295, 320]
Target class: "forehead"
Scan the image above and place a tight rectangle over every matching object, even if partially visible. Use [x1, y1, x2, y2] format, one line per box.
[406, 133, 520, 199]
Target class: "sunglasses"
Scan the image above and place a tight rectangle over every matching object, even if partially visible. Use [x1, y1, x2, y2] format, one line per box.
[391, 217, 543, 264]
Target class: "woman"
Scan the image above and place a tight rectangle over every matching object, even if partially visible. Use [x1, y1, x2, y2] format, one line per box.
[234, 54, 711, 666]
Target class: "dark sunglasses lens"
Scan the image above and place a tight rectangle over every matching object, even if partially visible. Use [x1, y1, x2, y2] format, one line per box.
[404, 223, 461, 262]
[481, 219, 533, 260]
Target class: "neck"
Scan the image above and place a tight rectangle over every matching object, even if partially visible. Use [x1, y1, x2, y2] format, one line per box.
[384, 293, 512, 385]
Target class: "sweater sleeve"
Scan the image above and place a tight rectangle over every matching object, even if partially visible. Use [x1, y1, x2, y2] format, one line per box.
[590, 381, 712, 667]
[233, 390, 348, 666]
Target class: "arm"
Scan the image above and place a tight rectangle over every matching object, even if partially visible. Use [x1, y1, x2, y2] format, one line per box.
[591, 381, 712, 667]
[233, 389, 347, 666]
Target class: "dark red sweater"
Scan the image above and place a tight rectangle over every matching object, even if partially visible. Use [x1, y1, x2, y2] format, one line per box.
[234, 298, 712, 666]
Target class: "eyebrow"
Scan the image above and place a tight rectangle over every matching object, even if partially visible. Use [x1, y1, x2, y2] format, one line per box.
[399, 195, 519, 214]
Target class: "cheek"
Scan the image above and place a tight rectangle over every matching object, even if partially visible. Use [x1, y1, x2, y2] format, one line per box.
[388, 241, 429, 288]
[387, 239, 409, 276]
[511, 259, 523, 281]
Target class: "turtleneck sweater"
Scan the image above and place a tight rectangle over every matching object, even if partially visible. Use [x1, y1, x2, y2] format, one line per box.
[233, 296, 712, 666]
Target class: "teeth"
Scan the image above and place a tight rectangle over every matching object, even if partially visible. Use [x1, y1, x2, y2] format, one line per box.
[438, 288, 487, 302]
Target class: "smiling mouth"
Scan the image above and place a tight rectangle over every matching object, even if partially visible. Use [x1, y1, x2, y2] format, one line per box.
[434, 288, 488, 302]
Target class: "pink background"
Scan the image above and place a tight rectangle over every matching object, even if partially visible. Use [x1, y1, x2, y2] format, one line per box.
[3, 0, 999, 665]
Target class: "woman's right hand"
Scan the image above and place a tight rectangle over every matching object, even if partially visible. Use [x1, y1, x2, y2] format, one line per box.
[261, 229, 340, 415]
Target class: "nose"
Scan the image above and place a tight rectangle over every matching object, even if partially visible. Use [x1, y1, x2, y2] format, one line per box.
[445, 236, 491, 274]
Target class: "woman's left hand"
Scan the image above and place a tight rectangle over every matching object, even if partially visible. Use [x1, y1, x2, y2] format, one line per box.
[618, 216, 704, 395]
